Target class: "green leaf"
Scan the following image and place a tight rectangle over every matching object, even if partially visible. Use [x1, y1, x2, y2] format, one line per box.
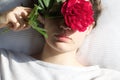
[28, 0, 63, 38]
[41, 0, 51, 8]
[28, 3, 48, 38]
[38, 0, 45, 9]
[32, 25, 48, 38]
[28, 5, 39, 21]
[56, 0, 62, 2]
[47, 0, 55, 10]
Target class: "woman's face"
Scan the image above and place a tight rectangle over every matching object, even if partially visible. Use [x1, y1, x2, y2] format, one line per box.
[44, 18, 93, 53]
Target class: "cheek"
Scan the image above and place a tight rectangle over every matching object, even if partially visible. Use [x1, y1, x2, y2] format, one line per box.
[45, 22, 59, 34]
[72, 32, 87, 48]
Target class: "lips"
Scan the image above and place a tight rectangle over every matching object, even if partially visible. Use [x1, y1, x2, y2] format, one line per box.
[54, 33, 72, 42]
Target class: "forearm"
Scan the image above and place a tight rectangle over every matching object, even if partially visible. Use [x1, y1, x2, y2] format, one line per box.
[0, 13, 7, 28]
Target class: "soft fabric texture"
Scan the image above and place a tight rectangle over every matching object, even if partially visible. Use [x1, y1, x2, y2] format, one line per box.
[0, 0, 33, 12]
[1, 0, 120, 72]
[0, 29, 44, 54]
[1, 49, 120, 80]
[0, 0, 44, 54]
[78, 0, 120, 71]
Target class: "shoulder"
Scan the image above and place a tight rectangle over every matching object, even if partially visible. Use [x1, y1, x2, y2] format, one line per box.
[95, 68, 120, 80]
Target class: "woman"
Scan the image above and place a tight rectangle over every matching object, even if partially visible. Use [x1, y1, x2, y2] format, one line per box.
[1, 0, 120, 80]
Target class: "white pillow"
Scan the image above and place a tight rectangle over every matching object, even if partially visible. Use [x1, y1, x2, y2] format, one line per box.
[0, 0, 33, 12]
[79, 0, 120, 71]
[0, 29, 44, 54]
[0, 0, 44, 54]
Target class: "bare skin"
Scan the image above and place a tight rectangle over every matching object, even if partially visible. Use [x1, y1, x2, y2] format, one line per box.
[32, 17, 94, 67]
[0, 6, 31, 31]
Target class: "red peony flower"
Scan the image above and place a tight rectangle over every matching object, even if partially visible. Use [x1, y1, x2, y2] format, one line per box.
[61, 0, 94, 32]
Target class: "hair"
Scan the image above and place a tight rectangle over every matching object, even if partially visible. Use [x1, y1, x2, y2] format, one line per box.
[90, 0, 102, 28]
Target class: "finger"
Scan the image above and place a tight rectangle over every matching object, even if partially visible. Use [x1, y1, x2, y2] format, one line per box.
[8, 22, 20, 31]
[8, 14, 20, 31]
[21, 9, 32, 21]
[6, 7, 31, 31]
[17, 23, 28, 31]
[13, 6, 31, 17]
[21, 12, 29, 22]
[21, 7, 32, 15]
[22, 8, 31, 16]
[14, 14, 30, 31]
[23, 7, 32, 13]
[9, 22, 20, 31]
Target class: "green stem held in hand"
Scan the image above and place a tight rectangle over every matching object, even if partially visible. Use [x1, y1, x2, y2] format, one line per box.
[28, 4, 48, 38]
[28, 0, 63, 38]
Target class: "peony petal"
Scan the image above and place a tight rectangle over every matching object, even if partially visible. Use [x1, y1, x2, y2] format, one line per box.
[61, 0, 94, 32]
[67, 0, 76, 7]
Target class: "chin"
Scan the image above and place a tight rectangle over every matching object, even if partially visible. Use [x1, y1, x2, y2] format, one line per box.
[45, 38, 79, 53]
[50, 42, 76, 53]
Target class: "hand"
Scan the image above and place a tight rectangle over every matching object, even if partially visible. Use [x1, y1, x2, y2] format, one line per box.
[0, 6, 31, 31]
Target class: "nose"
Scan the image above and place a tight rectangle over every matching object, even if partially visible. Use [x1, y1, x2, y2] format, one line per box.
[60, 25, 72, 30]
[59, 19, 72, 31]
